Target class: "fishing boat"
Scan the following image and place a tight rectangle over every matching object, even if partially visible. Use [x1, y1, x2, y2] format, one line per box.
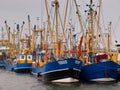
[31, 0, 83, 84]
[0, 43, 10, 68]
[0, 27, 10, 68]
[32, 50, 82, 83]
[31, 29, 83, 83]
[5, 49, 33, 73]
[13, 53, 32, 73]
[81, 54, 119, 82]
[0, 50, 7, 68]
[78, 0, 120, 82]
[4, 20, 33, 73]
[13, 18, 33, 73]
[112, 43, 120, 80]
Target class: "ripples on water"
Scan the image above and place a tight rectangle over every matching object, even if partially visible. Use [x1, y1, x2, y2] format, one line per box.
[0, 69, 120, 90]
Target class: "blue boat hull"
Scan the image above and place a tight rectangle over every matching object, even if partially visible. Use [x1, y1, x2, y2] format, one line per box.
[31, 67, 41, 75]
[0, 60, 6, 68]
[117, 65, 120, 80]
[32, 58, 82, 83]
[81, 61, 119, 82]
[5, 63, 14, 71]
[5, 63, 32, 73]
[13, 63, 32, 73]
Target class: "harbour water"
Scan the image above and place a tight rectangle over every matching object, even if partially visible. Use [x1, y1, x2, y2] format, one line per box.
[0, 69, 120, 90]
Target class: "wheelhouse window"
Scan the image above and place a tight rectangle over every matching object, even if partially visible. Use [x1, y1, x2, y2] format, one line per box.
[21, 55, 24, 59]
[20, 55, 25, 60]
[28, 56, 31, 59]
[27, 55, 32, 60]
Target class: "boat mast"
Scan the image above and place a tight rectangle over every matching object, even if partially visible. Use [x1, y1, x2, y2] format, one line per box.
[44, 0, 53, 44]
[20, 22, 25, 41]
[54, 0, 59, 57]
[94, 0, 101, 52]
[11, 29, 16, 55]
[17, 24, 20, 53]
[61, 0, 69, 54]
[19, 22, 25, 53]
[88, 0, 94, 53]
[108, 22, 112, 52]
[28, 15, 31, 37]
[27, 15, 31, 51]
[74, 0, 85, 37]
[62, 0, 69, 43]
[73, 0, 86, 53]
[96, 0, 107, 53]
[4, 21, 10, 47]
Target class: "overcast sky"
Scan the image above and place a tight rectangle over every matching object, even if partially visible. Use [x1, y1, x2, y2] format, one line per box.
[0, 0, 120, 42]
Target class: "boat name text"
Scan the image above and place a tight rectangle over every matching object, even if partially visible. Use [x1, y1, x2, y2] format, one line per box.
[75, 60, 81, 64]
[58, 60, 67, 65]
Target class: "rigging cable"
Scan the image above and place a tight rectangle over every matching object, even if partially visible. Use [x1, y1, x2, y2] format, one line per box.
[58, 10, 64, 35]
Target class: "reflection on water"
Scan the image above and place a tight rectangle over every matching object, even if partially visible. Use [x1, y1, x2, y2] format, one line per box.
[0, 69, 120, 90]
[0, 69, 46, 90]
[45, 82, 120, 90]
[45, 83, 81, 90]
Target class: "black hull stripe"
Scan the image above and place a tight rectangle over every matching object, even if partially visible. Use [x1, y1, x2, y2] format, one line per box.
[39, 69, 81, 82]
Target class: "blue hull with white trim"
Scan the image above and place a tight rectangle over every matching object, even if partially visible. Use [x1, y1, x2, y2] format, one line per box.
[13, 63, 32, 73]
[4, 63, 14, 71]
[5, 54, 33, 73]
[5, 63, 32, 73]
[32, 58, 82, 83]
[0, 60, 6, 68]
[81, 61, 119, 82]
